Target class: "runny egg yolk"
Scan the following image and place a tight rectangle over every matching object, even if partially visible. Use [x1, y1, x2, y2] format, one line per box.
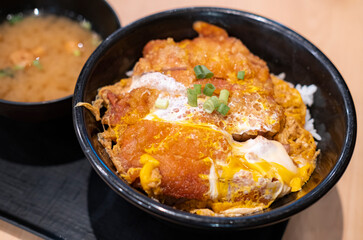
[139, 154, 162, 195]
[142, 113, 314, 202]
[201, 134, 314, 202]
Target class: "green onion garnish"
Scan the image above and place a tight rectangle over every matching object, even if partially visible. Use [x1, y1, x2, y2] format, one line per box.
[80, 20, 92, 30]
[187, 88, 198, 107]
[203, 83, 216, 96]
[194, 84, 202, 95]
[237, 70, 245, 80]
[203, 96, 221, 114]
[203, 99, 215, 113]
[194, 65, 214, 79]
[194, 65, 204, 79]
[7, 13, 24, 25]
[73, 49, 81, 56]
[210, 96, 221, 109]
[13, 65, 24, 71]
[32, 59, 43, 70]
[219, 89, 230, 105]
[0, 68, 14, 78]
[155, 98, 169, 109]
[217, 103, 230, 116]
[203, 67, 214, 78]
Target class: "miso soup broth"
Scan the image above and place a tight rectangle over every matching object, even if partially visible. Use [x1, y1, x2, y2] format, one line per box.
[0, 13, 101, 102]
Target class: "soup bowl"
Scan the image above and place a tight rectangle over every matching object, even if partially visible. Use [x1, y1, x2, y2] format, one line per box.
[73, 7, 356, 229]
[0, 0, 120, 121]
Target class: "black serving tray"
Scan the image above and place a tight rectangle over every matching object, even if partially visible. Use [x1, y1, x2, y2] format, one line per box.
[0, 114, 288, 240]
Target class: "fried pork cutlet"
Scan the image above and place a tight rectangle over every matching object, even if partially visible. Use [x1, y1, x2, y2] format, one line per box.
[78, 21, 319, 216]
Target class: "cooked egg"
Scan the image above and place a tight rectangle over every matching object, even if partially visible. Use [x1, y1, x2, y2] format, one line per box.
[137, 73, 280, 138]
[82, 21, 319, 217]
[132, 72, 312, 206]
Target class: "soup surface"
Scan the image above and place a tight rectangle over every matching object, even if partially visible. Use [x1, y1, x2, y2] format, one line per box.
[0, 14, 101, 102]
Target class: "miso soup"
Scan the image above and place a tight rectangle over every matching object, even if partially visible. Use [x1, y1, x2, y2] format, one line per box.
[0, 14, 101, 102]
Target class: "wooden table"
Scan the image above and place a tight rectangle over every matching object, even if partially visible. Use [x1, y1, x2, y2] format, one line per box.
[1, 0, 362, 239]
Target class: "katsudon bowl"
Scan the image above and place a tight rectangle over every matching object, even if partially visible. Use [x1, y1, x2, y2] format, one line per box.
[0, 0, 120, 121]
[73, 7, 357, 229]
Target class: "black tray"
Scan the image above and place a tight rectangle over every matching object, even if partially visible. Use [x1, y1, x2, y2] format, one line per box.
[0, 115, 288, 240]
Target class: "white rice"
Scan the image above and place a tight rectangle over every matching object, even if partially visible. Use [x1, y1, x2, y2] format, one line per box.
[295, 84, 318, 107]
[126, 70, 133, 77]
[276, 72, 286, 80]
[304, 109, 322, 141]
[294, 84, 322, 140]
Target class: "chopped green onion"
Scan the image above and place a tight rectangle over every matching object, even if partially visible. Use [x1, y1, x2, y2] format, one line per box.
[194, 65, 204, 79]
[203, 83, 215, 96]
[7, 13, 23, 25]
[203, 99, 215, 113]
[210, 96, 221, 109]
[219, 89, 230, 104]
[73, 49, 81, 56]
[237, 70, 245, 80]
[194, 65, 214, 79]
[194, 84, 202, 95]
[187, 88, 198, 107]
[0, 68, 14, 78]
[203, 67, 214, 78]
[155, 98, 169, 109]
[32, 59, 43, 70]
[217, 103, 230, 116]
[80, 20, 92, 30]
[203, 96, 221, 114]
[13, 65, 24, 71]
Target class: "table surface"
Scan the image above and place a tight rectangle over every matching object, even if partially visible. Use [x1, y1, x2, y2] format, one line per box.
[1, 0, 362, 239]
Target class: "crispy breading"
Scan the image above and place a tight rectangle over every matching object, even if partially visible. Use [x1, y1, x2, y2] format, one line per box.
[133, 22, 283, 139]
[81, 22, 319, 217]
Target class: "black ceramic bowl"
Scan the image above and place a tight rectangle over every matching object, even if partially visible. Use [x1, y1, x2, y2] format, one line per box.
[0, 0, 120, 121]
[73, 7, 357, 229]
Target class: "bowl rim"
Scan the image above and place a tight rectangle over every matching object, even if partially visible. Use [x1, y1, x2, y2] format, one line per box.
[73, 6, 357, 229]
[0, 0, 121, 107]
